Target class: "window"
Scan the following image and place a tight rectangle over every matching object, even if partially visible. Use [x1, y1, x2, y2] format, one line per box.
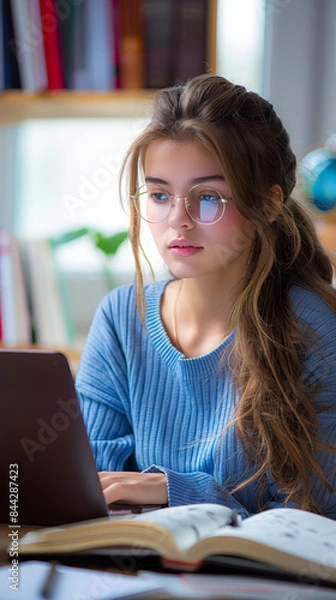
[15, 117, 154, 277]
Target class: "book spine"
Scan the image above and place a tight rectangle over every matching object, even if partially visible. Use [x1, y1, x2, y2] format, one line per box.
[0, 231, 31, 345]
[119, 0, 144, 89]
[86, 0, 115, 90]
[56, 0, 74, 89]
[0, 0, 4, 90]
[2, 0, 21, 89]
[24, 238, 71, 347]
[173, 0, 208, 83]
[143, 0, 174, 89]
[10, 0, 39, 91]
[27, 0, 48, 91]
[0, 231, 15, 343]
[68, 0, 89, 89]
[39, 0, 64, 90]
[111, 0, 121, 89]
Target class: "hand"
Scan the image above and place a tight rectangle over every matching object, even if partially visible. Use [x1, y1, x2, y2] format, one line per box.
[98, 471, 168, 506]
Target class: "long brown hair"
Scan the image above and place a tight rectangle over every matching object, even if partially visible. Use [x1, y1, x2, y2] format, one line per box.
[120, 74, 336, 512]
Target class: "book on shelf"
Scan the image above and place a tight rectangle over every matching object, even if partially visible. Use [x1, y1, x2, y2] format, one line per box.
[112, 0, 122, 89]
[65, 0, 116, 91]
[173, 0, 209, 83]
[119, 0, 144, 89]
[23, 237, 75, 347]
[10, 0, 48, 92]
[56, 0, 74, 89]
[17, 503, 336, 585]
[67, 0, 87, 90]
[0, 0, 4, 90]
[84, 0, 116, 90]
[0, 230, 31, 345]
[1, 0, 21, 89]
[143, 0, 175, 89]
[39, 0, 64, 90]
[143, 0, 209, 90]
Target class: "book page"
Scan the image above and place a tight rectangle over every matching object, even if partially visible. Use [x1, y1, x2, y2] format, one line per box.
[210, 508, 336, 578]
[135, 503, 234, 554]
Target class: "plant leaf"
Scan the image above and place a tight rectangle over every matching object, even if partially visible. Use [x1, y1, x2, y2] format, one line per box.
[49, 228, 91, 248]
[93, 231, 128, 256]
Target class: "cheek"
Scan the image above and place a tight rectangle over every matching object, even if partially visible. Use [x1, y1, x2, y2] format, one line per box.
[148, 222, 166, 249]
[206, 213, 255, 261]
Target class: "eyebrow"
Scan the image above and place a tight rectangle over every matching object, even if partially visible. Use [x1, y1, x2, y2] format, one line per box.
[145, 175, 226, 186]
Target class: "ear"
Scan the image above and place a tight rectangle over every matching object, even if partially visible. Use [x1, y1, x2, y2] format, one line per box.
[264, 184, 284, 223]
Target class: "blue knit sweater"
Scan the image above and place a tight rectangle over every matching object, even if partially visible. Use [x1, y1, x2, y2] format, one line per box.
[76, 280, 336, 518]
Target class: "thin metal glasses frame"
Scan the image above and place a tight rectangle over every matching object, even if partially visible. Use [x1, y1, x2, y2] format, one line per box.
[130, 184, 232, 225]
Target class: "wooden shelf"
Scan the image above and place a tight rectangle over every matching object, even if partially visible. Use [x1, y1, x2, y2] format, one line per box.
[0, 89, 155, 122]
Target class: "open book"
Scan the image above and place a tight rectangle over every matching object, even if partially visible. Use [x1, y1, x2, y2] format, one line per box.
[18, 504, 336, 584]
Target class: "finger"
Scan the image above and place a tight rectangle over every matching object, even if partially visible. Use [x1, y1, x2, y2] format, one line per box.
[98, 472, 120, 485]
[102, 482, 130, 504]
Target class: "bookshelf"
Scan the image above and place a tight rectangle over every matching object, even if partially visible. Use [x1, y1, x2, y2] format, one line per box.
[0, 90, 155, 121]
[0, 0, 218, 123]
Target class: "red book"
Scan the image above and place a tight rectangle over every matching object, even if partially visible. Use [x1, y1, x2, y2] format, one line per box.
[39, 0, 64, 90]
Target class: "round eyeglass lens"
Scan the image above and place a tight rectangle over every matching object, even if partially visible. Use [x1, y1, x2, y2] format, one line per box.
[135, 185, 171, 223]
[186, 186, 224, 223]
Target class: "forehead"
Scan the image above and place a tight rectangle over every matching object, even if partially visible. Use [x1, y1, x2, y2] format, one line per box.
[143, 139, 223, 175]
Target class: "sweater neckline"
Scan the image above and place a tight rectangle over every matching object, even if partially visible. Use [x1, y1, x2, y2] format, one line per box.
[145, 280, 235, 374]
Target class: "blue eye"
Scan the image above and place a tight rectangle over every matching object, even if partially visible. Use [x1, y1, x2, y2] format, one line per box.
[150, 191, 170, 204]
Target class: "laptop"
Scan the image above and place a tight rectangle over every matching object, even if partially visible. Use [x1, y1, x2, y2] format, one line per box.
[0, 349, 111, 526]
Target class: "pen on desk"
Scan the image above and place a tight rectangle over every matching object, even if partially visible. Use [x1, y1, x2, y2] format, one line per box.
[41, 562, 59, 599]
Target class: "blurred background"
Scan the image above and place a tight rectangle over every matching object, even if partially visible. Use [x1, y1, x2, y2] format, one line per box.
[0, 0, 335, 356]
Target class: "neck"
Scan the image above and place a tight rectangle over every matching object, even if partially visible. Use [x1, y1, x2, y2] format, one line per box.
[170, 276, 239, 357]
[181, 275, 240, 326]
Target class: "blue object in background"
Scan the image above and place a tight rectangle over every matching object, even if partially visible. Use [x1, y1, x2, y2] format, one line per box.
[300, 141, 336, 214]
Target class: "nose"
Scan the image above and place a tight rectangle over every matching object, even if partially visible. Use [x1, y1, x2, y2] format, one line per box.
[167, 196, 194, 229]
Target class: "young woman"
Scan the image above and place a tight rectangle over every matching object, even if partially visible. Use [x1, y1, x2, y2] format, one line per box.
[76, 74, 336, 519]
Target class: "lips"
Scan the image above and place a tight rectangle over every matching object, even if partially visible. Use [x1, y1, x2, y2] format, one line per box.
[168, 239, 203, 257]
[168, 239, 202, 249]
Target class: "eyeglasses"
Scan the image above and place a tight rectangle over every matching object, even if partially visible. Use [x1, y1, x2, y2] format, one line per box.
[130, 184, 232, 225]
